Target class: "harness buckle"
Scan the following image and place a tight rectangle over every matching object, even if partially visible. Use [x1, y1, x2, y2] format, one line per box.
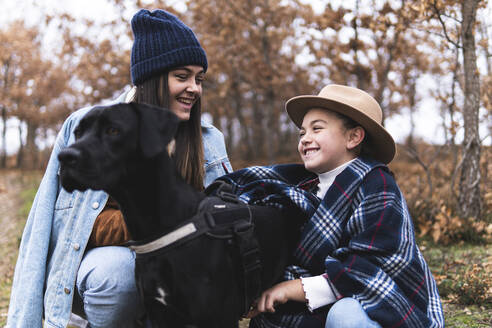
[210, 180, 240, 204]
[233, 220, 254, 235]
[205, 212, 216, 228]
[234, 221, 261, 271]
[242, 248, 261, 273]
[218, 191, 239, 204]
[244, 260, 261, 273]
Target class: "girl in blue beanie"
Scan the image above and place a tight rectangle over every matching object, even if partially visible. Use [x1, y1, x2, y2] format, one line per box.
[7, 9, 231, 328]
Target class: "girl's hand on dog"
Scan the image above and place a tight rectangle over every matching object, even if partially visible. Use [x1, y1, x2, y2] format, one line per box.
[246, 279, 306, 318]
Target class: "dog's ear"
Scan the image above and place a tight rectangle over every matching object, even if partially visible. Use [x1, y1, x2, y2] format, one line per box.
[130, 102, 180, 158]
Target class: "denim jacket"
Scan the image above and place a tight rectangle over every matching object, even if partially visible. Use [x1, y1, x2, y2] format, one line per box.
[7, 94, 232, 328]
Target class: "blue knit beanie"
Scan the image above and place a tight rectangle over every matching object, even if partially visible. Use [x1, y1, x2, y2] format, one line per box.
[130, 9, 208, 85]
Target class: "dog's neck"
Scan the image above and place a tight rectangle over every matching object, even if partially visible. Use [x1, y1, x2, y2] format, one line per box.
[109, 153, 205, 241]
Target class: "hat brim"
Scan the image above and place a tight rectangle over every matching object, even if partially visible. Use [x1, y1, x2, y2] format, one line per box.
[286, 95, 396, 164]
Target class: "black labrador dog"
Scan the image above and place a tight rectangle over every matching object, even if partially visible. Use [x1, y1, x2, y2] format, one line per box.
[58, 103, 303, 327]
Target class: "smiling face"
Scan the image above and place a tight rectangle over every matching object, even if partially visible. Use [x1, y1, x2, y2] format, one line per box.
[167, 65, 204, 121]
[298, 108, 361, 174]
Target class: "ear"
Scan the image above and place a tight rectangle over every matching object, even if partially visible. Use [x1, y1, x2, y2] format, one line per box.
[129, 102, 180, 158]
[346, 126, 365, 150]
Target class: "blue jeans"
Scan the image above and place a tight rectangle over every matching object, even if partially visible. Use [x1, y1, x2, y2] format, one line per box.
[72, 246, 145, 328]
[325, 298, 381, 328]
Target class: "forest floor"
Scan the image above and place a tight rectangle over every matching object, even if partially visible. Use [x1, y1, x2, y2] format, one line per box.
[0, 169, 490, 328]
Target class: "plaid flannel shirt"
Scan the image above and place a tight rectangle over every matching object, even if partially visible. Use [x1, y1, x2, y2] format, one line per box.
[213, 157, 444, 328]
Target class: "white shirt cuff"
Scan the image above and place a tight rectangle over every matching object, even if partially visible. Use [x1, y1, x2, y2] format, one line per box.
[301, 275, 338, 311]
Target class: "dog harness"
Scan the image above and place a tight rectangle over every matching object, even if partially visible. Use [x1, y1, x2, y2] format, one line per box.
[127, 181, 263, 316]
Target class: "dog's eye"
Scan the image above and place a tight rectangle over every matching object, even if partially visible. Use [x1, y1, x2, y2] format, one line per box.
[74, 128, 82, 139]
[106, 127, 120, 136]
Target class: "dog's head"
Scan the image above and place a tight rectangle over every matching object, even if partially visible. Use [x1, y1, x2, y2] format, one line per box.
[58, 102, 179, 193]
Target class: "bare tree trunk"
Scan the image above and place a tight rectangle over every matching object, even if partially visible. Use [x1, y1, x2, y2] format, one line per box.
[478, 18, 492, 154]
[373, 29, 400, 126]
[1, 106, 7, 168]
[16, 124, 23, 168]
[231, 80, 254, 160]
[353, 0, 370, 91]
[24, 122, 38, 169]
[403, 75, 435, 198]
[265, 89, 278, 163]
[406, 76, 417, 150]
[260, 29, 279, 163]
[251, 94, 266, 160]
[1, 59, 11, 169]
[458, 0, 482, 219]
[447, 48, 460, 201]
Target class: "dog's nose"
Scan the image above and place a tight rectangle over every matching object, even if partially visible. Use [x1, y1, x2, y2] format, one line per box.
[58, 148, 82, 167]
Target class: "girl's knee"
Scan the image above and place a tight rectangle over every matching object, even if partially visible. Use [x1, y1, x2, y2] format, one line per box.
[76, 247, 142, 327]
[325, 298, 380, 328]
[77, 246, 137, 296]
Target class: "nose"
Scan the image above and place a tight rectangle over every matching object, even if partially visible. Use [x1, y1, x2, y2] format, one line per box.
[186, 79, 200, 94]
[300, 132, 312, 145]
[58, 147, 82, 167]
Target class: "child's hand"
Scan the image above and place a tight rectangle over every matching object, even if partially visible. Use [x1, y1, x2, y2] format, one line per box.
[246, 279, 305, 317]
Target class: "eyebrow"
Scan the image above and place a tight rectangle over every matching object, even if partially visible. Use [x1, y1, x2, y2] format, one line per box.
[173, 67, 205, 75]
[309, 119, 326, 125]
[301, 119, 327, 129]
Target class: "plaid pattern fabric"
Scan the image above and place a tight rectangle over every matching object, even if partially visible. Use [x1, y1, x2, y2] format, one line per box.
[214, 158, 444, 328]
[210, 164, 320, 217]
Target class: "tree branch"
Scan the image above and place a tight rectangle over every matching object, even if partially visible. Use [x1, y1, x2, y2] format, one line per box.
[438, 12, 462, 24]
[431, 0, 462, 49]
[401, 145, 435, 197]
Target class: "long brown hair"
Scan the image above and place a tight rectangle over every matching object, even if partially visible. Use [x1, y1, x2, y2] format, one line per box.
[133, 73, 205, 190]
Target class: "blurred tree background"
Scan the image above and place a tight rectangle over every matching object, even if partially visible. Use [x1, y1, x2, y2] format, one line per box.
[0, 0, 491, 225]
[0, 1, 491, 320]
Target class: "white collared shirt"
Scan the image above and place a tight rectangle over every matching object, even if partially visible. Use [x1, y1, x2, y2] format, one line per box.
[316, 159, 356, 199]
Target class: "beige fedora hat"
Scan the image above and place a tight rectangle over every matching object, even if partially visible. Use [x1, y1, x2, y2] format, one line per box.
[285, 84, 396, 164]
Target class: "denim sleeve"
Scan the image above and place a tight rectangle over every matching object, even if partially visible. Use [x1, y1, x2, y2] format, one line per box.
[202, 122, 233, 187]
[6, 106, 97, 328]
[6, 114, 76, 328]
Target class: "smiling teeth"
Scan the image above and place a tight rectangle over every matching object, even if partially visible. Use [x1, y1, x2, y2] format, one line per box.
[178, 98, 193, 104]
[305, 149, 318, 155]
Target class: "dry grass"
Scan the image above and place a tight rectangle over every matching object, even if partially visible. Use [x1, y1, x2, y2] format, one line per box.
[0, 170, 41, 327]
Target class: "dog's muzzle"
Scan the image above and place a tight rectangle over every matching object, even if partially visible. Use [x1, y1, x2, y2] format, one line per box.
[58, 147, 82, 168]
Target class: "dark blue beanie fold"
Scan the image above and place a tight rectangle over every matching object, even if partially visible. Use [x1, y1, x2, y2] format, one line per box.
[130, 9, 208, 85]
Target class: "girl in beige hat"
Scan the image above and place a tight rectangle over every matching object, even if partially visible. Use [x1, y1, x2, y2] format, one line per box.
[246, 84, 444, 327]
